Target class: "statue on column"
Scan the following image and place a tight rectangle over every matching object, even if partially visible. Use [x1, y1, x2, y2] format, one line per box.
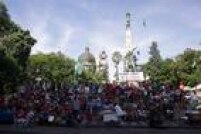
[124, 47, 137, 72]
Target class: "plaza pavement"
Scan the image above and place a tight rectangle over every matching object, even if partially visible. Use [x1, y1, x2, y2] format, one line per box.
[1, 124, 201, 134]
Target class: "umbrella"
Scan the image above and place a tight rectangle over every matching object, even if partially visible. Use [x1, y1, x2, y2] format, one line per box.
[183, 86, 193, 91]
[194, 84, 201, 90]
[196, 105, 201, 110]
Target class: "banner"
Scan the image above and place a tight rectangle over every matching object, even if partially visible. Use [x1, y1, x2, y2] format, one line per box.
[119, 72, 144, 82]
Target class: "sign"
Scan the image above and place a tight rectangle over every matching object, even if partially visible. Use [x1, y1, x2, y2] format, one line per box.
[119, 72, 144, 82]
[103, 113, 118, 122]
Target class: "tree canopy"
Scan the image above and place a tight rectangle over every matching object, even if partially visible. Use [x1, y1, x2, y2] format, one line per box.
[0, 1, 36, 94]
[144, 45, 201, 87]
[28, 52, 75, 85]
[143, 41, 162, 85]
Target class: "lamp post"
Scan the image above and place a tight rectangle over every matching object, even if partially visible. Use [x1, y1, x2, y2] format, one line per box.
[112, 51, 122, 82]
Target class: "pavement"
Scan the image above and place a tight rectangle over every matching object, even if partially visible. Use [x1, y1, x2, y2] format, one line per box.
[1, 125, 201, 134]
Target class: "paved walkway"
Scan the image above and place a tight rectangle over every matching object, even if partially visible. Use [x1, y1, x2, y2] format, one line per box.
[1, 125, 201, 134]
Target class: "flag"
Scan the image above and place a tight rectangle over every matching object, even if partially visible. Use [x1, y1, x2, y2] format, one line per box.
[143, 20, 146, 27]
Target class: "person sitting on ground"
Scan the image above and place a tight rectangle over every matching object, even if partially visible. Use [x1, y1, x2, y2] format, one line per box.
[114, 103, 126, 121]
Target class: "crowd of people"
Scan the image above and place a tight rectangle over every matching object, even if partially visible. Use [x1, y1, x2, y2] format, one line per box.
[0, 80, 200, 127]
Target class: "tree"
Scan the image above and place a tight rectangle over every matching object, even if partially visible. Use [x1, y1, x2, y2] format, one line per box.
[0, 54, 21, 94]
[149, 41, 162, 65]
[156, 58, 176, 85]
[0, 0, 9, 20]
[0, 1, 36, 94]
[173, 49, 201, 86]
[0, 0, 10, 37]
[144, 41, 162, 84]
[0, 1, 36, 68]
[144, 46, 201, 87]
[28, 52, 75, 85]
[78, 70, 104, 85]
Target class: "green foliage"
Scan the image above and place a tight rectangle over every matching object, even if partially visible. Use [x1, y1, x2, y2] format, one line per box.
[0, 1, 36, 94]
[0, 0, 9, 20]
[0, 54, 21, 94]
[1, 30, 36, 67]
[28, 52, 75, 85]
[0, 1, 36, 68]
[149, 41, 162, 64]
[149, 41, 162, 67]
[78, 70, 105, 84]
[174, 49, 201, 86]
[143, 41, 163, 84]
[144, 47, 201, 87]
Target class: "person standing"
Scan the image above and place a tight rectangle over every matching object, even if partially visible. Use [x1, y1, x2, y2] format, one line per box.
[72, 96, 80, 122]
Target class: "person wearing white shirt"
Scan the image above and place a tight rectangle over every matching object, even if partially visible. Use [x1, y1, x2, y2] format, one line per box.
[114, 103, 126, 118]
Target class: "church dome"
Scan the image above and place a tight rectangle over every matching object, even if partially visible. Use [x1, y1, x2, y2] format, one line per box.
[78, 47, 96, 63]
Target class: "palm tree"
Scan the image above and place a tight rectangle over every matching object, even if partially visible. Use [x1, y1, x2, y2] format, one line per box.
[112, 51, 122, 81]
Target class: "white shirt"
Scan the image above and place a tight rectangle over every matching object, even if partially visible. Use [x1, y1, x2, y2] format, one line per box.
[115, 105, 125, 116]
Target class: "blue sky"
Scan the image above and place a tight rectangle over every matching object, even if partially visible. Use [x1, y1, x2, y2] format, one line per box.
[4, 0, 201, 79]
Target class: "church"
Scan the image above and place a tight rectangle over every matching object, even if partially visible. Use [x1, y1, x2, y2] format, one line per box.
[77, 47, 109, 82]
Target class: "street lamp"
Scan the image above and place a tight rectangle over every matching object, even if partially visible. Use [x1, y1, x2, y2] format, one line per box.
[112, 51, 122, 82]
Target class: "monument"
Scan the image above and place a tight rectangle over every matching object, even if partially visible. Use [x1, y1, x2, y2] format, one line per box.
[124, 13, 135, 72]
[119, 13, 144, 83]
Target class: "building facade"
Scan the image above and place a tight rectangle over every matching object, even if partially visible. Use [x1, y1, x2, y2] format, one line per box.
[78, 47, 109, 82]
[78, 47, 96, 73]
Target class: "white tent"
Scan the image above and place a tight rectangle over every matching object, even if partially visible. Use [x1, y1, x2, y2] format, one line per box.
[194, 84, 201, 90]
[183, 86, 194, 91]
[193, 84, 201, 98]
[196, 105, 201, 110]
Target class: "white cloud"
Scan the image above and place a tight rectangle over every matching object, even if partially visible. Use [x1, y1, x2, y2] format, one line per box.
[32, 24, 74, 55]
[30, 16, 52, 54]
[55, 25, 75, 53]
[27, 11, 75, 55]
[7, 0, 201, 81]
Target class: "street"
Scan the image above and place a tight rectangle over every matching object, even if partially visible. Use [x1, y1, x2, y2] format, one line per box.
[0, 126, 201, 134]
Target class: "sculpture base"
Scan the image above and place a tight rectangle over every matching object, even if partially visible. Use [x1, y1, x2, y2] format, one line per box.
[119, 71, 144, 85]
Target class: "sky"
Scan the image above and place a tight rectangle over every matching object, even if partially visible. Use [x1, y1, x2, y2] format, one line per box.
[4, 0, 201, 80]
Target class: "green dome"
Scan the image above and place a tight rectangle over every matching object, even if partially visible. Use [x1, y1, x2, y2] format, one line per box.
[78, 47, 96, 63]
[78, 47, 96, 73]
